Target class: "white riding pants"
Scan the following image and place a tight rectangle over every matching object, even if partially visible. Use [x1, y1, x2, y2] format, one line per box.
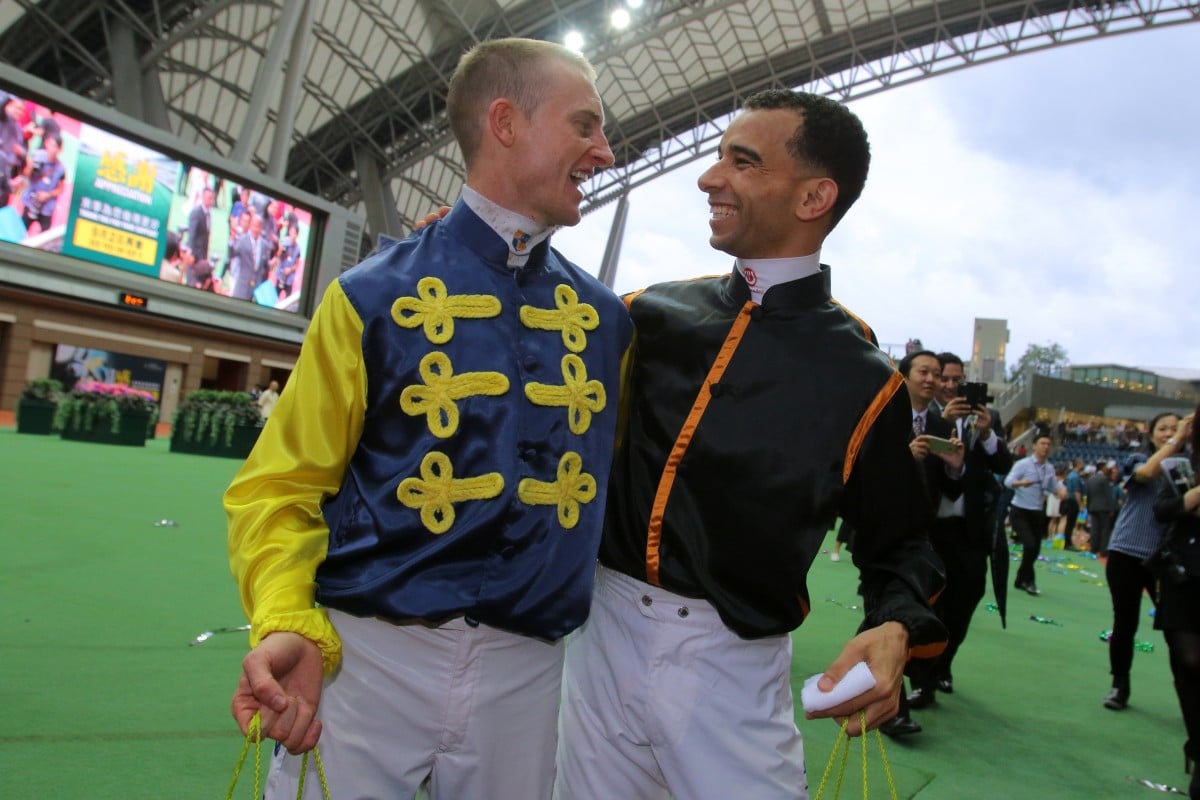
[266, 608, 563, 800]
[555, 565, 807, 800]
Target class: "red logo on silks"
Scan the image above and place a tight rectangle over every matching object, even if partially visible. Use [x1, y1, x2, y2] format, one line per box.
[744, 267, 757, 286]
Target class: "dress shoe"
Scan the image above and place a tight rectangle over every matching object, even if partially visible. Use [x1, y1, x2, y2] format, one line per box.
[1103, 687, 1129, 710]
[1023, 583, 1041, 596]
[936, 676, 954, 694]
[879, 714, 922, 738]
[907, 686, 937, 709]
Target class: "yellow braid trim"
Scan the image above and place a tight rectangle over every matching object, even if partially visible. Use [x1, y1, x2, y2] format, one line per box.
[519, 284, 599, 353]
[391, 276, 502, 344]
[524, 354, 606, 435]
[517, 451, 596, 529]
[400, 352, 510, 438]
[397, 451, 505, 534]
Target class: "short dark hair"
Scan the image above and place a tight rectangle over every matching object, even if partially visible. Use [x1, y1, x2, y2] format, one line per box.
[898, 349, 940, 378]
[937, 352, 964, 370]
[742, 89, 870, 229]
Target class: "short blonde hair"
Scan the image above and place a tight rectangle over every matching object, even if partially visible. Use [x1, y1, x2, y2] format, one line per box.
[447, 38, 597, 166]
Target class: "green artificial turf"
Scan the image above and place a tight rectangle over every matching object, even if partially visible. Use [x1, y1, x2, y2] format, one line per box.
[1, 429, 248, 798]
[796, 537, 1185, 799]
[0, 426, 1189, 798]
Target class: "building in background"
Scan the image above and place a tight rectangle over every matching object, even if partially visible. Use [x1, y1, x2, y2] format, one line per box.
[970, 318, 1009, 389]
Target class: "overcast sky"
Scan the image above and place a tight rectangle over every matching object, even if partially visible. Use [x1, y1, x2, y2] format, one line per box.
[555, 22, 1200, 376]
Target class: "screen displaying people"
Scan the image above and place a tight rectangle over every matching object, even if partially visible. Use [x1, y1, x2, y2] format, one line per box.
[0, 84, 316, 315]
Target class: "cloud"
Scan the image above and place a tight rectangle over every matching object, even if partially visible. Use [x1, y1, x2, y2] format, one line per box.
[557, 25, 1200, 374]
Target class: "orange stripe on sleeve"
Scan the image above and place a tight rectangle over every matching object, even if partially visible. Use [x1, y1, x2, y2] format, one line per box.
[644, 302, 756, 585]
[842, 371, 904, 484]
[832, 298, 876, 344]
[908, 641, 948, 660]
[622, 288, 646, 310]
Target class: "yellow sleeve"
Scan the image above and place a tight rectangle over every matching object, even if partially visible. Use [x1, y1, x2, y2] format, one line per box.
[225, 280, 367, 673]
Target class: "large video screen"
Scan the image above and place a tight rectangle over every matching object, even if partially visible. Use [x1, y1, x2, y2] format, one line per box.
[0, 88, 315, 313]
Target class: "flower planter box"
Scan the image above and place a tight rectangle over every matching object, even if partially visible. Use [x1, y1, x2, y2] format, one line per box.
[169, 422, 262, 459]
[59, 410, 152, 447]
[170, 389, 264, 459]
[16, 399, 57, 435]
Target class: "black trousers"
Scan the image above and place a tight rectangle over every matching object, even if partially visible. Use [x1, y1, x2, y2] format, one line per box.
[1105, 550, 1157, 686]
[1061, 498, 1080, 546]
[1164, 629, 1200, 771]
[917, 516, 988, 686]
[1158, 573, 1200, 769]
[1090, 510, 1115, 555]
[1010, 506, 1046, 587]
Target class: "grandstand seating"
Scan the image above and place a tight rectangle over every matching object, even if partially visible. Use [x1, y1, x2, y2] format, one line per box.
[1054, 440, 1130, 467]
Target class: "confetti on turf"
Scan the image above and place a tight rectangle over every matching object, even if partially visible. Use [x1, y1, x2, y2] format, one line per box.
[824, 597, 860, 612]
[1125, 776, 1188, 794]
[189, 624, 251, 646]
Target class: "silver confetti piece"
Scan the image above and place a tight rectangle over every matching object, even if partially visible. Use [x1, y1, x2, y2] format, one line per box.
[189, 624, 251, 646]
[1126, 776, 1188, 795]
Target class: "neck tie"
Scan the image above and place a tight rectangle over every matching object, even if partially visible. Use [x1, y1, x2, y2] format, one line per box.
[913, 414, 924, 438]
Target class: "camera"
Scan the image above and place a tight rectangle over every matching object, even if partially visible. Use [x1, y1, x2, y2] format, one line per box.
[957, 381, 993, 408]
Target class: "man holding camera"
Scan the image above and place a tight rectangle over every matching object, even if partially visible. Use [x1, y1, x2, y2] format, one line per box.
[879, 349, 964, 736]
[907, 352, 1013, 709]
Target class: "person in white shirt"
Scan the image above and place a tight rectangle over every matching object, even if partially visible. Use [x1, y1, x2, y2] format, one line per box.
[1004, 435, 1066, 596]
[256, 380, 280, 418]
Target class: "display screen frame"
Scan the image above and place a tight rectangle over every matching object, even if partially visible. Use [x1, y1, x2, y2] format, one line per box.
[0, 62, 364, 341]
[0, 83, 320, 316]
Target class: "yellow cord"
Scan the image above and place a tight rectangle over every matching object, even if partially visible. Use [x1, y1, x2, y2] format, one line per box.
[226, 712, 330, 799]
[874, 719, 900, 799]
[812, 711, 899, 800]
[223, 713, 259, 800]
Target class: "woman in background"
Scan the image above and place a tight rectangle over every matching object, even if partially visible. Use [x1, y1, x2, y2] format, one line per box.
[1153, 403, 1200, 799]
[1101, 411, 1191, 711]
[1045, 464, 1064, 541]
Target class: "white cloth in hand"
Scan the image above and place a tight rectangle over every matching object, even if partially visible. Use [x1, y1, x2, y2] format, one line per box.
[799, 661, 877, 712]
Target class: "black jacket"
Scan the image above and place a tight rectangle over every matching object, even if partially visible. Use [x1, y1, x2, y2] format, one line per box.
[600, 267, 947, 653]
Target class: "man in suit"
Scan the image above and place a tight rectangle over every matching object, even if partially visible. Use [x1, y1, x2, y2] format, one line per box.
[187, 186, 214, 262]
[880, 349, 964, 737]
[907, 352, 1013, 709]
[230, 212, 270, 301]
[1084, 461, 1118, 555]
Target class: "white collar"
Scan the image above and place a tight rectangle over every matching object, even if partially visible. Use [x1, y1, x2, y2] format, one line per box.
[734, 252, 821, 304]
[462, 186, 554, 268]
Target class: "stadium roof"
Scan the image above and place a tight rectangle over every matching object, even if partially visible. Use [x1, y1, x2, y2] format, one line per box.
[2, 0, 1197, 241]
